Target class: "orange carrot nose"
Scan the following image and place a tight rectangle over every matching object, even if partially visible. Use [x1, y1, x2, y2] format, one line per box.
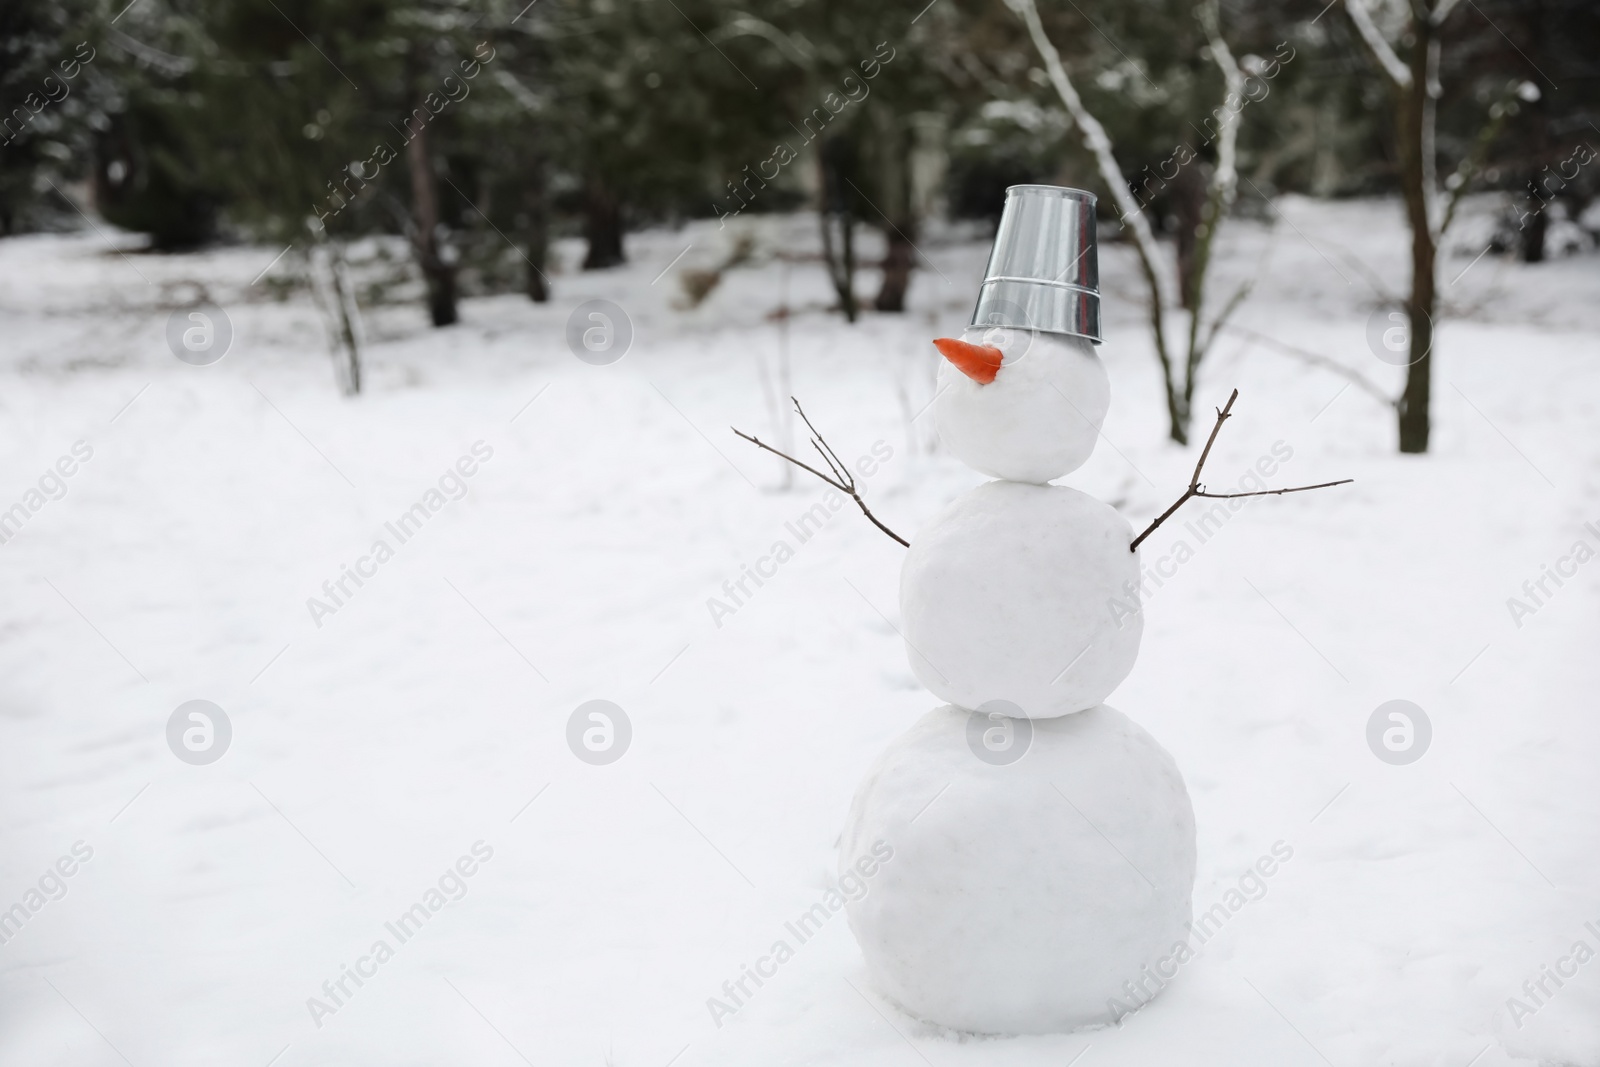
[933, 337, 1003, 385]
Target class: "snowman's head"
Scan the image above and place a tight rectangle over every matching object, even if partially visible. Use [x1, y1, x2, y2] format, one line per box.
[929, 329, 1110, 484]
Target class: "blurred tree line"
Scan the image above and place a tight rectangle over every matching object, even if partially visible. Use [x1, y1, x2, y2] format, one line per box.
[3, 0, 1596, 329]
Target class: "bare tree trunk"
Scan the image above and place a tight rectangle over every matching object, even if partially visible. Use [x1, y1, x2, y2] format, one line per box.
[755, 258, 796, 489]
[1010, 0, 1251, 447]
[406, 116, 457, 327]
[877, 229, 915, 312]
[524, 159, 550, 301]
[1171, 161, 1208, 312]
[873, 110, 916, 313]
[1395, 10, 1437, 454]
[817, 143, 859, 323]
[581, 175, 625, 269]
[1346, 0, 1449, 452]
[1518, 39, 1550, 265]
[306, 237, 364, 396]
[1519, 204, 1547, 262]
[1516, 0, 1542, 265]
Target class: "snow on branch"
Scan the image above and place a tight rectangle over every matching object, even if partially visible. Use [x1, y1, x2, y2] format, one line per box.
[1183, 0, 1249, 378]
[1344, 0, 1413, 87]
[1198, 0, 1243, 208]
[1005, 0, 1174, 311]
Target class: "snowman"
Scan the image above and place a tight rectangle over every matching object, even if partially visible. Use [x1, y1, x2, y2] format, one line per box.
[834, 186, 1195, 1034]
[732, 185, 1343, 1034]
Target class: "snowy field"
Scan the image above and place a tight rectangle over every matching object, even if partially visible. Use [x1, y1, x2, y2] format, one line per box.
[0, 196, 1596, 1067]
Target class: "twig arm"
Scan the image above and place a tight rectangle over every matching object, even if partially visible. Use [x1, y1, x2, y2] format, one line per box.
[732, 398, 909, 548]
[1130, 488, 1197, 552]
[1189, 389, 1239, 488]
[1130, 389, 1351, 552]
[852, 496, 911, 548]
[731, 428, 847, 492]
[1196, 479, 1354, 499]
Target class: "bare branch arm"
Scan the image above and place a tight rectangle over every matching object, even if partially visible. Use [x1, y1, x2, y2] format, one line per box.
[1129, 492, 1198, 554]
[1197, 479, 1354, 499]
[1130, 389, 1351, 551]
[809, 437, 850, 486]
[794, 398, 851, 484]
[732, 428, 848, 491]
[851, 500, 911, 548]
[732, 399, 909, 548]
[1189, 389, 1239, 487]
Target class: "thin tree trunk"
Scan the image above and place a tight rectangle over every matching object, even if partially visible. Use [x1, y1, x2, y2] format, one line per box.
[1395, 9, 1436, 454]
[1009, 0, 1182, 440]
[873, 110, 916, 313]
[1519, 203, 1547, 262]
[525, 160, 550, 301]
[581, 175, 625, 269]
[406, 116, 457, 327]
[1519, 36, 1550, 264]
[331, 247, 363, 394]
[1172, 161, 1208, 312]
[306, 238, 363, 396]
[876, 228, 915, 312]
[817, 144, 859, 323]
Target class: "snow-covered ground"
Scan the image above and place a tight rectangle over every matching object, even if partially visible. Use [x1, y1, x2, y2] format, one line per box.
[0, 195, 1596, 1067]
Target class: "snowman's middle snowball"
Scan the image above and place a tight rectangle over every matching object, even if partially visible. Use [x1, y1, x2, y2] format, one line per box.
[901, 480, 1141, 718]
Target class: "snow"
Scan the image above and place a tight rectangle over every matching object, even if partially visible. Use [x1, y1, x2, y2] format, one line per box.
[0, 193, 1596, 1066]
[899, 480, 1142, 718]
[839, 703, 1196, 1034]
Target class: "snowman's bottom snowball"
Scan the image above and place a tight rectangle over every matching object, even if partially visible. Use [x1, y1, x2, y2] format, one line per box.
[840, 705, 1196, 1035]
